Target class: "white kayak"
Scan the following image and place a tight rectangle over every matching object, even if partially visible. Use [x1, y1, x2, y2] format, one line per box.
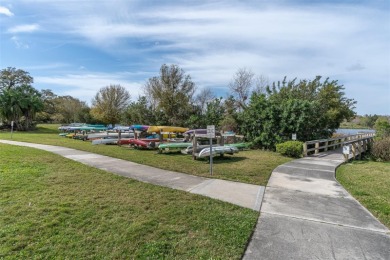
[91, 137, 119, 145]
[88, 132, 134, 140]
[197, 146, 238, 158]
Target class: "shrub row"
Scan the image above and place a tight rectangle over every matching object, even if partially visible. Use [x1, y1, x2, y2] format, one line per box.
[276, 141, 303, 158]
[371, 137, 390, 162]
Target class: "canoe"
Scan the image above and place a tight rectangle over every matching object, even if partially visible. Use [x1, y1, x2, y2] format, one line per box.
[197, 146, 239, 158]
[185, 129, 221, 137]
[147, 126, 189, 134]
[91, 137, 119, 145]
[117, 138, 134, 145]
[184, 129, 207, 135]
[87, 132, 134, 140]
[130, 125, 149, 131]
[128, 139, 149, 148]
[58, 123, 86, 131]
[224, 143, 250, 150]
[181, 144, 218, 155]
[158, 142, 192, 153]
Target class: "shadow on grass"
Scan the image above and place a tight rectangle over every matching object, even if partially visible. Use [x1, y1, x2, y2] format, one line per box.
[130, 149, 248, 164]
[200, 155, 247, 164]
[345, 159, 373, 165]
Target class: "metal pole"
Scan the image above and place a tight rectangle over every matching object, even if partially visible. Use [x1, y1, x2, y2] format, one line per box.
[11, 121, 14, 139]
[209, 137, 213, 175]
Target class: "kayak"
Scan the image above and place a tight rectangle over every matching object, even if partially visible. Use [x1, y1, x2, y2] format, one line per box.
[130, 125, 149, 131]
[197, 146, 239, 158]
[158, 142, 192, 153]
[181, 144, 218, 155]
[147, 126, 189, 134]
[224, 143, 250, 150]
[87, 132, 134, 140]
[91, 137, 119, 145]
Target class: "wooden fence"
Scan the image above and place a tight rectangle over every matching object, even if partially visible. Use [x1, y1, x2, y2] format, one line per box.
[303, 133, 375, 157]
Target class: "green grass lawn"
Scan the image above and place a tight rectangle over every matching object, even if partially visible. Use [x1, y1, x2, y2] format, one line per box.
[0, 124, 291, 185]
[0, 143, 258, 259]
[336, 160, 390, 228]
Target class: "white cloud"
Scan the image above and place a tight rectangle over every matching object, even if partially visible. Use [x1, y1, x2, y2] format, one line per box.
[0, 6, 13, 16]
[10, 36, 29, 49]
[8, 24, 40, 33]
[35, 72, 145, 103]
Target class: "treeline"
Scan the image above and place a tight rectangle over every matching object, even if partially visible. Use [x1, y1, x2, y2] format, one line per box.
[1, 65, 360, 149]
[340, 114, 390, 129]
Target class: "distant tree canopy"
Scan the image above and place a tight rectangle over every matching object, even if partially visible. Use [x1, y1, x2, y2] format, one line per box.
[91, 84, 131, 126]
[0, 67, 33, 91]
[0, 67, 43, 130]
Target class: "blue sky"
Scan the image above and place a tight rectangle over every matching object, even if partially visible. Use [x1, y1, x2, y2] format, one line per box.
[1, 0, 389, 115]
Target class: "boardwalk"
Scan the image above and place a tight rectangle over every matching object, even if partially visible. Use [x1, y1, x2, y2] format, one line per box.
[244, 149, 390, 259]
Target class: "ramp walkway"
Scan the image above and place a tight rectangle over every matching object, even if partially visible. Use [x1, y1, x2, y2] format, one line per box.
[0, 140, 264, 211]
[244, 149, 390, 259]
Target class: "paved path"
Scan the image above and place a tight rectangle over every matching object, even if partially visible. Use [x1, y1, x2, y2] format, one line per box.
[244, 150, 390, 260]
[0, 140, 264, 211]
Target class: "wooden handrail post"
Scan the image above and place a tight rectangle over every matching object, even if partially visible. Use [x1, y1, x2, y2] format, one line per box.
[303, 142, 308, 157]
[352, 143, 356, 159]
[315, 142, 320, 154]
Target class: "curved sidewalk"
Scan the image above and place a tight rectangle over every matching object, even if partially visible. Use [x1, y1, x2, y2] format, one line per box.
[0, 140, 264, 211]
[244, 150, 390, 259]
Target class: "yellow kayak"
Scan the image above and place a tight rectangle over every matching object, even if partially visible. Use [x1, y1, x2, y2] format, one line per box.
[147, 126, 189, 133]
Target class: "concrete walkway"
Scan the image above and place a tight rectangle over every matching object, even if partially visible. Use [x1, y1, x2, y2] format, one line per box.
[0, 140, 264, 211]
[244, 150, 390, 260]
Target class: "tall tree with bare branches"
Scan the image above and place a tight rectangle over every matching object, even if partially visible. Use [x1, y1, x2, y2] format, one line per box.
[228, 68, 254, 110]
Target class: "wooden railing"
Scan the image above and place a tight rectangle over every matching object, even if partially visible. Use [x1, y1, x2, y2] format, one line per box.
[303, 133, 375, 157]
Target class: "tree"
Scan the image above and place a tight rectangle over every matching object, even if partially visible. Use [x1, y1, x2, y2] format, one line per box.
[220, 95, 240, 132]
[374, 117, 390, 139]
[35, 89, 58, 123]
[195, 87, 215, 113]
[51, 95, 90, 123]
[253, 75, 269, 95]
[0, 85, 43, 130]
[361, 114, 379, 129]
[228, 68, 254, 110]
[0, 68, 43, 130]
[267, 76, 356, 138]
[91, 84, 131, 126]
[204, 97, 225, 128]
[123, 96, 167, 125]
[239, 76, 356, 149]
[144, 64, 196, 126]
[0, 67, 33, 92]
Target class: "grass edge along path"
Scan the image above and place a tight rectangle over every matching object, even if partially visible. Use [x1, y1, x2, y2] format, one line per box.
[336, 160, 390, 229]
[0, 143, 258, 259]
[0, 124, 292, 186]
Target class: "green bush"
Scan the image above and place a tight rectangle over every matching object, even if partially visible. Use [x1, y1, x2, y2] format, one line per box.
[276, 141, 304, 158]
[371, 137, 390, 162]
